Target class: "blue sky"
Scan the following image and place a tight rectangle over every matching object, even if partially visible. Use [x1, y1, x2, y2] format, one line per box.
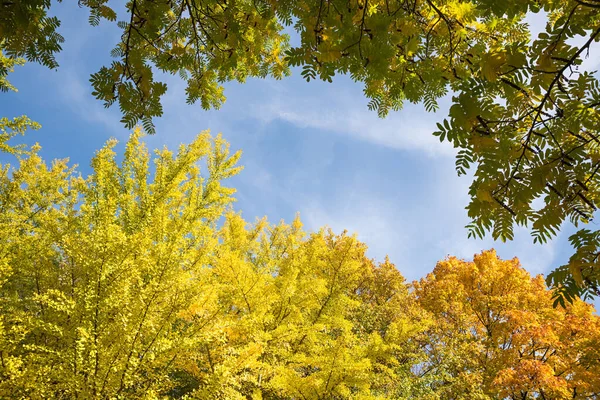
[2, 3, 599, 302]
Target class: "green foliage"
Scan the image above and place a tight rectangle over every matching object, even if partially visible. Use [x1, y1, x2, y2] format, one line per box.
[3, 0, 600, 301]
[444, 3, 600, 303]
[0, 0, 64, 70]
[0, 51, 25, 93]
[85, 0, 291, 134]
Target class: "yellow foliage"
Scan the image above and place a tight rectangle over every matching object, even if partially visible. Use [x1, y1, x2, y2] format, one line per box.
[0, 131, 429, 398]
[481, 51, 507, 82]
[1, 133, 599, 398]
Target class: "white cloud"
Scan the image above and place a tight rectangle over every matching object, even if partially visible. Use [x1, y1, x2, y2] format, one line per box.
[36, 7, 571, 286]
[289, 158, 561, 282]
[150, 69, 457, 159]
[248, 77, 456, 157]
[301, 194, 411, 267]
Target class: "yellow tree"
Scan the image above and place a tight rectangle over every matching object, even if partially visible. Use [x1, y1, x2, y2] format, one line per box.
[4, 0, 600, 298]
[175, 215, 432, 399]
[414, 250, 600, 399]
[0, 128, 434, 399]
[0, 129, 242, 398]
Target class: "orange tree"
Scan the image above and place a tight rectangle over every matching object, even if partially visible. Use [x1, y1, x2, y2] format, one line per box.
[414, 250, 600, 399]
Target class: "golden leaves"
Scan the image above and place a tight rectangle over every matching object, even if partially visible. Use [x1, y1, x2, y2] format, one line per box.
[0, 129, 244, 398]
[415, 250, 600, 399]
[476, 186, 494, 203]
[2, 129, 600, 398]
[569, 259, 586, 287]
[480, 51, 507, 82]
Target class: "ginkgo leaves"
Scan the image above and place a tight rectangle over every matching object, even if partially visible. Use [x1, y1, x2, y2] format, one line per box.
[0, 129, 419, 398]
[1, 130, 600, 398]
[0, 116, 40, 156]
[0, 128, 242, 398]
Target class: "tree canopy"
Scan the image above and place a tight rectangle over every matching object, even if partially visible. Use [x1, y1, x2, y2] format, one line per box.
[3, 0, 600, 300]
[415, 250, 600, 399]
[0, 131, 599, 398]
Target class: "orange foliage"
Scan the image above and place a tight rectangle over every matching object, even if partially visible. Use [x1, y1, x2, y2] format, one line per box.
[414, 250, 600, 399]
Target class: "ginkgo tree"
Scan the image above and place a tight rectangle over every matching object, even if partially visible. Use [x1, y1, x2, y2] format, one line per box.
[176, 215, 433, 399]
[0, 129, 432, 398]
[0, 128, 243, 397]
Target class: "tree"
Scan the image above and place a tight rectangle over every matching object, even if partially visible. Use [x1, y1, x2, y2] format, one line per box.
[4, 0, 600, 301]
[167, 214, 433, 399]
[0, 129, 434, 398]
[414, 250, 600, 399]
[1, 0, 291, 134]
[0, 128, 243, 397]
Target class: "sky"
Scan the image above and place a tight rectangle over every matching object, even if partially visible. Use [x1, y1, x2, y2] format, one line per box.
[1, 3, 599, 305]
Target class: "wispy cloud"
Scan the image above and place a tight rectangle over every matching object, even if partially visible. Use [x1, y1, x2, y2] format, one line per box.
[301, 193, 412, 268]
[10, 4, 574, 292]
[291, 159, 561, 281]
[246, 75, 456, 157]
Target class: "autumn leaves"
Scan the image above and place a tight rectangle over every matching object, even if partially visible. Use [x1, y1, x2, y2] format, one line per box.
[415, 251, 600, 399]
[3, 0, 600, 396]
[0, 132, 599, 398]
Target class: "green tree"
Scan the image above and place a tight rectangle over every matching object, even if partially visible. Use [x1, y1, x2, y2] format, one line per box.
[4, 0, 600, 301]
[1, 0, 290, 134]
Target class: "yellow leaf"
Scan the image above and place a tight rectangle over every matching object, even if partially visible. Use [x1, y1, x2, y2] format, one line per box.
[569, 259, 585, 287]
[476, 187, 494, 203]
[406, 36, 419, 56]
[480, 51, 506, 82]
[537, 51, 553, 71]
